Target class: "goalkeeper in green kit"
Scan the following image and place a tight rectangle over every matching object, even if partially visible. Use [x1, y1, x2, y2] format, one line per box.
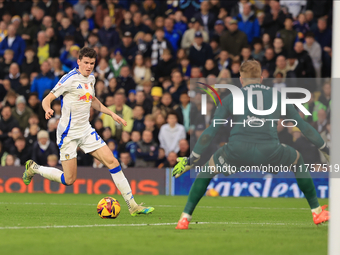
[173, 60, 330, 230]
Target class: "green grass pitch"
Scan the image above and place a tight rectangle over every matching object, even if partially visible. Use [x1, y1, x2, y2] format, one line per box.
[0, 193, 328, 255]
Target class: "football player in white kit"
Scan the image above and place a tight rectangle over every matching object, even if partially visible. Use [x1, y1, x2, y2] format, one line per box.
[22, 47, 154, 216]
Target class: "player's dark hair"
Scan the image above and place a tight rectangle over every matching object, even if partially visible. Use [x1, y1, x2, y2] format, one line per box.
[79, 47, 97, 60]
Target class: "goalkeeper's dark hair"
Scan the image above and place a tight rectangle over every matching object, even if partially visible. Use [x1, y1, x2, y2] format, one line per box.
[79, 47, 97, 60]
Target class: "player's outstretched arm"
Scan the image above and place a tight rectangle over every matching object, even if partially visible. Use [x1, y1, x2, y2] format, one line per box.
[91, 96, 127, 126]
[286, 104, 330, 162]
[42, 92, 57, 120]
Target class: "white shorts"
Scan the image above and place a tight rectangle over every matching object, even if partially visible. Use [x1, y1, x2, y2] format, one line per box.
[58, 128, 106, 161]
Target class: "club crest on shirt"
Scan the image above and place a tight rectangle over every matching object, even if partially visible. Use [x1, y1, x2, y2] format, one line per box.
[65, 154, 70, 160]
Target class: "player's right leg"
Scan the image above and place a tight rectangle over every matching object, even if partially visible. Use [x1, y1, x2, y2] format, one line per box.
[23, 139, 78, 186]
[291, 151, 329, 225]
[176, 151, 221, 230]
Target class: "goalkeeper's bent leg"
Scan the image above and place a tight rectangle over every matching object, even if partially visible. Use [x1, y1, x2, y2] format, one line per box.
[293, 154, 320, 211]
[182, 158, 218, 219]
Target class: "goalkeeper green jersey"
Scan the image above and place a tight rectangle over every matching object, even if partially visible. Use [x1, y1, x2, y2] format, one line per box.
[193, 83, 325, 155]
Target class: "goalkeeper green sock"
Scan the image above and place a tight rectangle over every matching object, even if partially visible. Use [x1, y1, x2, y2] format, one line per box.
[183, 170, 215, 216]
[294, 155, 319, 210]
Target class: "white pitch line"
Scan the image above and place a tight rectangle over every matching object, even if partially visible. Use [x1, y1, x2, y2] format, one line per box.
[0, 221, 315, 230]
[0, 202, 309, 210]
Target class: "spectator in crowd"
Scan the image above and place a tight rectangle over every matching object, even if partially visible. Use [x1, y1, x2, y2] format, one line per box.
[159, 111, 186, 156]
[21, 47, 40, 78]
[75, 20, 90, 48]
[17, 73, 31, 100]
[163, 151, 178, 168]
[27, 92, 47, 129]
[120, 10, 134, 34]
[120, 151, 134, 168]
[294, 41, 316, 78]
[109, 48, 127, 78]
[11, 95, 33, 131]
[6, 63, 21, 92]
[273, 37, 287, 59]
[188, 31, 213, 68]
[135, 130, 158, 167]
[173, 10, 188, 36]
[220, 19, 248, 57]
[132, 105, 145, 133]
[177, 139, 190, 158]
[116, 66, 136, 97]
[30, 61, 58, 101]
[0, 49, 14, 79]
[32, 130, 58, 166]
[133, 54, 152, 86]
[74, 0, 88, 19]
[47, 154, 58, 167]
[210, 20, 225, 40]
[235, 2, 260, 44]
[131, 11, 152, 36]
[303, 93, 326, 124]
[293, 13, 310, 36]
[304, 32, 322, 80]
[0, 24, 26, 65]
[273, 55, 289, 79]
[168, 71, 187, 104]
[17, 13, 37, 46]
[261, 47, 276, 77]
[87, 32, 102, 48]
[155, 49, 178, 83]
[318, 81, 331, 110]
[95, 58, 114, 87]
[306, 0, 332, 20]
[164, 17, 181, 54]
[98, 16, 120, 50]
[277, 17, 298, 55]
[262, 0, 285, 39]
[151, 28, 173, 68]
[193, 0, 216, 33]
[36, 31, 58, 64]
[0, 106, 19, 142]
[313, 17, 332, 77]
[9, 136, 31, 166]
[102, 92, 133, 140]
[280, 0, 306, 19]
[126, 130, 140, 163]
[313, 109, 328, 134]
[59, 17, 76, 42]
[119, 31, 138, 67]
[252, 38, 265, 62]
[181, 18, 209, 53]
[60, 45, 80, 71]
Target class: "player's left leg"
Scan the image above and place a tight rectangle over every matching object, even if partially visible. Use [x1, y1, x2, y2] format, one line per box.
[89, 145, 154, 216]
[176, 153, 220, 230]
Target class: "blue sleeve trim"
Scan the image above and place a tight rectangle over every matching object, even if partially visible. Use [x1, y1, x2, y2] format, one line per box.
[109, 165, 122, 174]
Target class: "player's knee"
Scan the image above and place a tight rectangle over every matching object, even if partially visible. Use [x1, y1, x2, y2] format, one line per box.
[64, 176, 76, 186]
[105, 157, 119, 168]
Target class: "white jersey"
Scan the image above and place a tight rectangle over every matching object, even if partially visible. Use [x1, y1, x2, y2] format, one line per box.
[51, 68, 96, 148]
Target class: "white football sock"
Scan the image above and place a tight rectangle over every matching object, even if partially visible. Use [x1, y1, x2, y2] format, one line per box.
[35, 166, 64, 184]
[311, 206, 322, 214]
[180, 212, 192, 222]
[109, 167, 138, 210]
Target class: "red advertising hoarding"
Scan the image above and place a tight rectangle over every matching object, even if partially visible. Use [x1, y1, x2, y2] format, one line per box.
[0, 167, 166, 195]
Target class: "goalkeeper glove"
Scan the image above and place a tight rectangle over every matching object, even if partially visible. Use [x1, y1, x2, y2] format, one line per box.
[319, 143, 330, 163]
[172, 152, 200, 178]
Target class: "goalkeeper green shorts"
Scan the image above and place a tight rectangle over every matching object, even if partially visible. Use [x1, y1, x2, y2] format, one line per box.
[212, 141, 298, 174]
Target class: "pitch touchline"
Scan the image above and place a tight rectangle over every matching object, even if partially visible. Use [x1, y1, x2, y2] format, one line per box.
[0, 202, 309, 210]
[0, 222, 315, 230]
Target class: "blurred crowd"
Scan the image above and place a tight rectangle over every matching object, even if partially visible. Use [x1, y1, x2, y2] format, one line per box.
[0, 0, 333, 168]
